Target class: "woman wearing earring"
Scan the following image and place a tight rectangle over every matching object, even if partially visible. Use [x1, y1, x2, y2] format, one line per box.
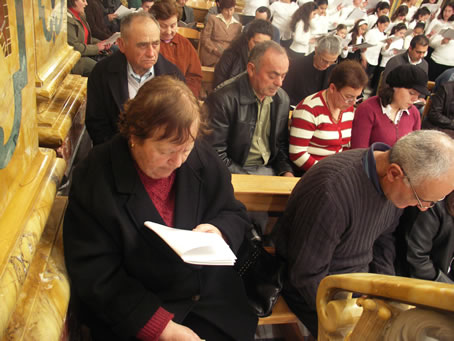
[289, 60, 368, 173]
[63, 76, 258, 341]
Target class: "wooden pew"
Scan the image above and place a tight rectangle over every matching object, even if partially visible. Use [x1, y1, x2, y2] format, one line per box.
[231, 174, 299, 212]
[231, 174, 303, 337]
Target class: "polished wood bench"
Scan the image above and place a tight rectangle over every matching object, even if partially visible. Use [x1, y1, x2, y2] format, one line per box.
[231, 174, 299, 212]
[231, 174, 302, 336]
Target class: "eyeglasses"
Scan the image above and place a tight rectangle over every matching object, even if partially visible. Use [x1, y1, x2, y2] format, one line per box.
[401, 167, 445, 209]
[338, 91, 361, 104]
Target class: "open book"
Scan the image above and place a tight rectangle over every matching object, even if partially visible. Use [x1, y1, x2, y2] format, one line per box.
[114, 5, 142, 19]
[144, 221, 237, 266]
[440, 28, 454, 40]
[104, 32, 121, 45]
[352, 42, 375, 49]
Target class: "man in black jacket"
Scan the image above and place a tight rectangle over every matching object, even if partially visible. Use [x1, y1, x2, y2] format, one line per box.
[206, 40, 294, 177]
[213, 19, 273, 87]
[85, 12, 184, 145]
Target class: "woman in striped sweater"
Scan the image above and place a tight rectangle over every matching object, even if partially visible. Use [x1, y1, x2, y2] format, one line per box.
[289, 60, 368, 173]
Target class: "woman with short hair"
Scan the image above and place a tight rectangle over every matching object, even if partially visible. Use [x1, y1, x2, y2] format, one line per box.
[289, 60, 368, 172]
[351, 64, 427, 148]
[200, 0, 242, 66]
[63, 76, 258, 341]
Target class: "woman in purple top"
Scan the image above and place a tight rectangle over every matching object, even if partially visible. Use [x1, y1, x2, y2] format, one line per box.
[351, 64, 428, 148]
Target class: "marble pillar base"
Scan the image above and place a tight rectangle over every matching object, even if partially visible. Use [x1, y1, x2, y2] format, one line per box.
[2, 197, 70, 341]
[0, 150, 65, 338]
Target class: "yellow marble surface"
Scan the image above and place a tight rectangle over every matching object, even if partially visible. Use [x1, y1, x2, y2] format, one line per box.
[0, 152, 65, 338]
[3, 197, 70, 341]
[33, 0, 81, 100]
[37, 74, 87, 147]
[35, 48, 81, 100]
[0, 0, 67, 337]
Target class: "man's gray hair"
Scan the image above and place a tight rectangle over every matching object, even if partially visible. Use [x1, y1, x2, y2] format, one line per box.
[315, 34, 342, 56]
[120, 11, 160, 40]
[248, 40, 287, 69]
[389, 130, 454, 185]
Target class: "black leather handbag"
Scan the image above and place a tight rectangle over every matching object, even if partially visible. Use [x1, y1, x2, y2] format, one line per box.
[235, 228, 286, 317]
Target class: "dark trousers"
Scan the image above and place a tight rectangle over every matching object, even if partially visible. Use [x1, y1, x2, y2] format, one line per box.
[184, 313, 236, 341]
[282, 287, 318, 338]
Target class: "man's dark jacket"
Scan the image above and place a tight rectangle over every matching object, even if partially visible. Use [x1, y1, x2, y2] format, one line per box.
[282, 52, 335, 106]
[423, 81, 454, 131]
[213, 35, 249, 87]
[63, 135, 258, 340]
[85, 51, 184, 145]
[205, 72, 293, 175]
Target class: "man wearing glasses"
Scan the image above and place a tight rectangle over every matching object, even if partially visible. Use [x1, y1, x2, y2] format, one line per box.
[273, 130, 454, 338]
[282, 35, 342, 106]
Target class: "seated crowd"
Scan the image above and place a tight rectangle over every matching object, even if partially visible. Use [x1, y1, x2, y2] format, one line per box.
[64, 0, 454, 339]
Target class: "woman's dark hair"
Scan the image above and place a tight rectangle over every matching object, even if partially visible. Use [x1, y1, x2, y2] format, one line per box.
[350, 19, 368, 45]
[328, 60, 369, 90]
[150, 0, 178, 20]
[411, 6, 430, 22]
[219, 0, 236, 10]
[390, 22, 407, 36]
[336, 23, 347, 31]
[290, 2, 318, 32]
[375, 1, 390, 13]
[373, 14, 390, 28]
[118, 76, 209, 143]
[446, 191, 454, 216]
[413, 22, 426, 32]
[315, 0, 328, 7]
[438, 2, 454, 21]
[391, 5, 409, 22]
[378, 83, 394, 106]
[68, 0, 77, 8]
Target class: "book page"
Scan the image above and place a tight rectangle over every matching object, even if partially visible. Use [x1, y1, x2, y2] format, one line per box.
[352, 42, 375, 49]
[440, 28, 454, 40]
[104, 32, 121, 45]
[144, 221, 237, 266]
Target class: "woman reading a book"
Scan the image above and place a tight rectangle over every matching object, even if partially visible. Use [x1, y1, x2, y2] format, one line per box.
[63, 76, 258, 341]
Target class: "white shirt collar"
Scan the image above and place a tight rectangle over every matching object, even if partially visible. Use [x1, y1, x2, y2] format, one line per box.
[380, 101, 410, 124]
[216, 13, 240, 27]
[127, 62, 154, 99]
[407, 53, 422, 66]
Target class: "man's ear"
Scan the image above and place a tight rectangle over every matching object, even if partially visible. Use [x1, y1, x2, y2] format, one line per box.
[247, 62, 255, 78]
[118, 37, 126, 53]
[387, 163, 404, 183]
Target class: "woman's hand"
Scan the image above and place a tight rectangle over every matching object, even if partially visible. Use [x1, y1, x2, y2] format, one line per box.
[193, 224, 222, 237]
[97, 41, 107, 51]
[441, 37, 451, 45]
[159, 320, 202, 341]
[107, 13, 118, 21]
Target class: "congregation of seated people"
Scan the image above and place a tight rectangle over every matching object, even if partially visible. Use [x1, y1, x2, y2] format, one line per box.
[64, 0, 454, 339]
